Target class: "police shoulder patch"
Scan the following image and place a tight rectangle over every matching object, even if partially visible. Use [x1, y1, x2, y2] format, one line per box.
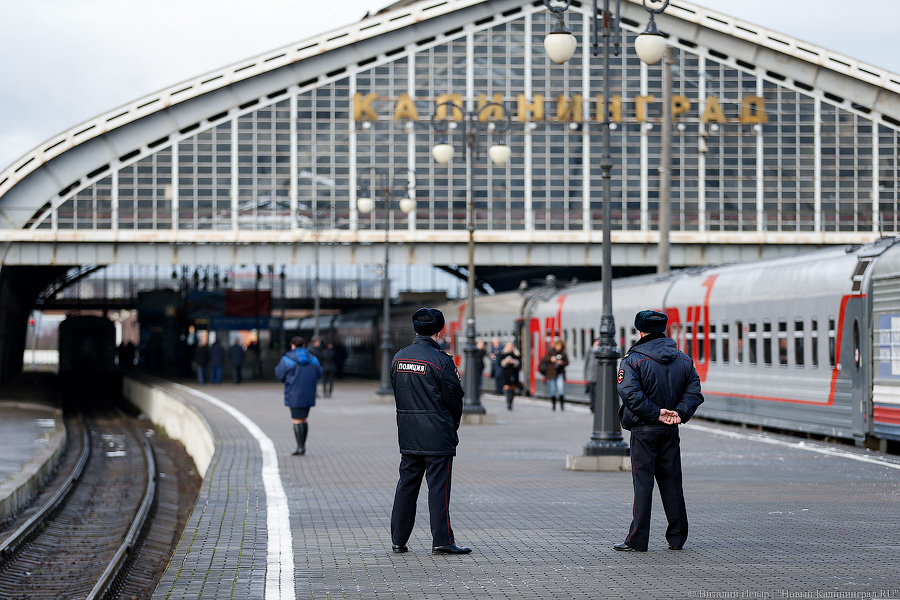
[617, 369, 625, 384]
[622, 352, 630, 359]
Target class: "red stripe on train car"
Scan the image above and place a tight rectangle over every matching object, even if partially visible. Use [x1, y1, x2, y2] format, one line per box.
[873, 405, 900, 425]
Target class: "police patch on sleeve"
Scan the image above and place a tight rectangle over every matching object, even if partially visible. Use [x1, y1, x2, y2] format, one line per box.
[617, 369, 625, 384]
[453, 366, 461, 381]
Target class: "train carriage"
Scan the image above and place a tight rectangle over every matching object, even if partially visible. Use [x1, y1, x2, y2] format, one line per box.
[867, 241, 900, 441]
[664, 246, 869, 442]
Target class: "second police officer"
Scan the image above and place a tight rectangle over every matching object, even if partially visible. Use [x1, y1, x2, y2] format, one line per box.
[615, 309, 704, 552]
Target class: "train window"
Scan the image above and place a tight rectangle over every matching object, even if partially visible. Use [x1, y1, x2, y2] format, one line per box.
[697, 323, 705, 363]
[811, 319, 819, 368]
[735, 321, 743, 364]
[684, 323, 693, 359]
[721, 323, 730, 364]
[573, 328, 578, 357]
[794, 319, 804, 367]
[580, 329, 586, 360]
[762, 321, 773, 366]
[778, 320, 788, 367]
[828, 318, 836, 368]
[748, 322, 757, 365]
[853, 319, 861, 371]
[709, 324, 717, 364]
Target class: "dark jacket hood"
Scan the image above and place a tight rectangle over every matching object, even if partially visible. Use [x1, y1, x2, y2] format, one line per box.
[630, 333, 678, 365]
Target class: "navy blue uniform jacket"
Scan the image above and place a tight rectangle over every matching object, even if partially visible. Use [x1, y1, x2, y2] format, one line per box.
[275, 348, 322, 408]
[617, 333, 704, 429]
[391, 335, 465, 456]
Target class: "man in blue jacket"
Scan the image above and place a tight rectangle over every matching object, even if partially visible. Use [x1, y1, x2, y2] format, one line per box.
[615, 309, 704, 552]
[275, 336, 322, 456]
[389, 307, 470, 555]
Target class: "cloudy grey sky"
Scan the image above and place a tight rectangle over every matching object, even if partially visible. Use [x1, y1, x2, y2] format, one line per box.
[0, 0, 894, 170]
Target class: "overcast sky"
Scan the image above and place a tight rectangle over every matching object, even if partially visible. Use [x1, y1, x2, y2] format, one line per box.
[0, 0, 894, 170]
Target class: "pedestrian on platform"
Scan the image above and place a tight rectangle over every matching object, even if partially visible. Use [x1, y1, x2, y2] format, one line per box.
[320, 342, 337, 398]
[499, 341, 521, 410]
[229, 340, 245, 384]
[275, 336, 322, 456]
[583, 338, 600, 414]
[540, 338, 569, 410]
[209, 340, 226, 384]
[194, 341, 209, 384]
[489, 337, 503, 394]
[389, 307, 471, 555]
[474, 339, 488, 397]
[614, 310, 704, 552]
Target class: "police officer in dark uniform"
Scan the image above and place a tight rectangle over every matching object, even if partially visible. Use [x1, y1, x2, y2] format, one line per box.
[614, 309, 704, 552]
[389, 307, 471, 555]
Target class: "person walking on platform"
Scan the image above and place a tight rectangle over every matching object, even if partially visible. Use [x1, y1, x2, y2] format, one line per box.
[229, 340, 245, 384]
[499, 341, 521, 410]
[389, 307, 471, 555]
[489, 337, 503, 394]
[194, 341, 209, 384]
[209, 340, 225, 384]
[583, 338, 600, 414]
[275, 336, 322, 456]
[540, 338, 569, 410]
[320, 342, 337, 398]
[614, 310, 704, 553]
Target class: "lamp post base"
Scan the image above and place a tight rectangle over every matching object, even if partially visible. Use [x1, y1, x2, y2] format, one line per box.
[370, 390, 395, 404]
[583, 439, 630, 456]
[566, 453, 632, 472]
[460, 412, 496, 425]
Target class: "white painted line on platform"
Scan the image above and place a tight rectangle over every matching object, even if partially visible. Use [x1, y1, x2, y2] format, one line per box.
[684, 422, 900, 471]
[173, 384, 295, 600]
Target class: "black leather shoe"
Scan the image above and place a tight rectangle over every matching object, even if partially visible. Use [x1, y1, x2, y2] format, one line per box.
[392, 544, 408, 553]
[432, 543, 472, 555]
[668, 545, 683, 550]
[613, 543, 646, 552]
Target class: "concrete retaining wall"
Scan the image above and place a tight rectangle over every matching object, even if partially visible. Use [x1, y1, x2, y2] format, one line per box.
[122, 377, 215, 478]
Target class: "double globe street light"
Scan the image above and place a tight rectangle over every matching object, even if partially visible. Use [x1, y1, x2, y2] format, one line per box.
[357, 168, 417, 399]
[431, 101, 511, 416]
[542, 0, 670, 465]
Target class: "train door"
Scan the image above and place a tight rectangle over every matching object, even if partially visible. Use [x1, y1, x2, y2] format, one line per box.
[846, 299, 867, 443]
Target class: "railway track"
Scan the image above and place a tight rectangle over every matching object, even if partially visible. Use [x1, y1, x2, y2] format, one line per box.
[0, 406, 156, 600]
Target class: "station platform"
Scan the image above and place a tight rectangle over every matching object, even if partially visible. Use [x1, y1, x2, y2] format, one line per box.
[137, 377, 900, 600]
[0, 372, 65, 524]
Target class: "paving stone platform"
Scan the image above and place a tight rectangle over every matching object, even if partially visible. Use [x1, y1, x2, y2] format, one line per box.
[147, 377, 900, 600]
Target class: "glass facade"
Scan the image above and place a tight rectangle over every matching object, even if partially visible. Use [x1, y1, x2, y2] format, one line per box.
[33, 6, 899, 239]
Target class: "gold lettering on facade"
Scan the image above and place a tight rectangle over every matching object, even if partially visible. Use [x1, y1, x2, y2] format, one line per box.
[557, 94, 583, 122]
[517, 94, 544, 121]
[392, 93, 419, 121]
[353, 93, 768, 125]
[700, 96, 727, 123]
[739, 96, 768, 123]
[435, 94, 464, 120]
[477, 94, 507, 120]
[672, 95, 691, 118]
[593, 95, 623, 122]
[635, 95, 655, 123]
[353, 92, 379, 121]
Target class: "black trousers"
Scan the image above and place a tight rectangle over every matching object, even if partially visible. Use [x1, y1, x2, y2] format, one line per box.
[625, 427, 688, 551]
[391, 454, 455, 547]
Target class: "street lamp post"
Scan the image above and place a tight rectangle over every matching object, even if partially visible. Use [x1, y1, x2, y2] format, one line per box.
[357, 168, 417, 398]
[431, 101, 511, 415]
[543, 0, 670, 461]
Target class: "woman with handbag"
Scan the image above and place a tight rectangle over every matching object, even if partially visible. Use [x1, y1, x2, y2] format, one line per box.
[499, 341, 522, 410]
[541, 338, 569, 410]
